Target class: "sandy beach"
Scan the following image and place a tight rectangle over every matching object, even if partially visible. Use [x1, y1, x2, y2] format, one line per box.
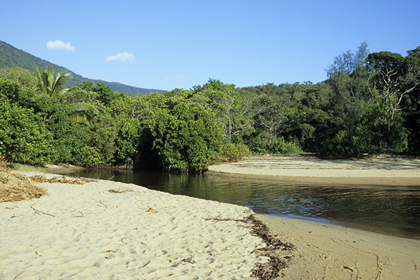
[1, 172, 269, 279]
[1, 155, 420, 279]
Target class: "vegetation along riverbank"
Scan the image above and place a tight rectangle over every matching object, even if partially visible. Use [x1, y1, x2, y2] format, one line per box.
[1, 42, 420, 173]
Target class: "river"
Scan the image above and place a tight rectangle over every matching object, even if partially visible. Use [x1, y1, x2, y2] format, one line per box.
[73, 169, 420, 240]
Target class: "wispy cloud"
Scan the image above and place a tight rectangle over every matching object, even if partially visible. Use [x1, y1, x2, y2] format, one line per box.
[46, 40, 76, 52]
[106, 52, 135, 63]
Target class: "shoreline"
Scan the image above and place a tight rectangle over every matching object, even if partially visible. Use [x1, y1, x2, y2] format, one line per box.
[1, 171, 419, 279]
[206, 170, 420, 186]
[256, 214, 420, 280]
[207, 155, 420, 186]
[207, 155, 420, 278]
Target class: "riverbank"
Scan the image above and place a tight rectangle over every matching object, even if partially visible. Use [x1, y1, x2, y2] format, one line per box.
[1, 171, 419, 279]
[206, 155, 420, 279]
[207, 155, 420, 186]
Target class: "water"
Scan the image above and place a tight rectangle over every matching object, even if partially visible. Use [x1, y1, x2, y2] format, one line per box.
[73, 169, 420, 240]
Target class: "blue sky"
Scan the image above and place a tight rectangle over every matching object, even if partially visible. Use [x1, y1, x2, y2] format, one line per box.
[1, 0, 419, 91]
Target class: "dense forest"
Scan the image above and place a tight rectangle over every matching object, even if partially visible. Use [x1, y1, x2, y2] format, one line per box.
[1, 43, 419, 172]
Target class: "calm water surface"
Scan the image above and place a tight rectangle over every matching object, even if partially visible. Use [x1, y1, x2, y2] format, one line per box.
[74, 169, 420, 240]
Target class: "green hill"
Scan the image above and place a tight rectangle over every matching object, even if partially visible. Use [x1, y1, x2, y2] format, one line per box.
[0, 40, 163, 95]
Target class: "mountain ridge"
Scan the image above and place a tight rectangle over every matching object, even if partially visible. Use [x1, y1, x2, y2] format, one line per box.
[0, 40, 164, 95]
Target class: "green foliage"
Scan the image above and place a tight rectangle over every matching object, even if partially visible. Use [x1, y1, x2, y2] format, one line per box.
[138, 90, 225, 172]
[72, 81, 119, 106]
[326, 42, 369, 78]
[87, 112, 118, 165]
[319, 130, 364, 159]
[248, 133, 302, 155]
[114, 117, 141, 166]
[35, 65, 71, 97]
[0, 99, 54, 164]
[316, 67, 376, 158]
[314, 45, 416, 158]
[0, 79, 36, 108]
[193, 79, 255, 141]
[0, 66, 37, 89]
[75, 146, 105, 167]
[94, 82, 119, 105]
[109, 95, 143, 165]
[220, 142, 252, 162]
[1, 41, 419, 169]
[45, 108, 90, 164]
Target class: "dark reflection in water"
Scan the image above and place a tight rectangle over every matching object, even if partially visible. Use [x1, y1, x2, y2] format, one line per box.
[73, 169, 420, 240]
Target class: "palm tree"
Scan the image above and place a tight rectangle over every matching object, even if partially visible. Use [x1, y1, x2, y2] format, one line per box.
[34, 66, 98, 124]
[34, 66, 71, 97]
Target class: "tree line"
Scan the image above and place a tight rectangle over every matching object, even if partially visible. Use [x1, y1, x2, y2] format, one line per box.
[1, 43, 419, 172]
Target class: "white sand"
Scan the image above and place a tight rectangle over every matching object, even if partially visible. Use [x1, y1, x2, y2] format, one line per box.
[208, 155, 420, 186]
[0, 172, 267, 280]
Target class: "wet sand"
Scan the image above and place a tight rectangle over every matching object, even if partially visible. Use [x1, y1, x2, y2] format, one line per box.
[208, 155, 420, 279]
[258, 215, 420, 279]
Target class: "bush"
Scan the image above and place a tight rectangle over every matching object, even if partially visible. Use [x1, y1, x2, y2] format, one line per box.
[75, 146, 105, 167]
[220, 142, 252, 162]
[141, 91, 225, 173]
[248, 134, 302, 155]
[0, 100, 55, 165]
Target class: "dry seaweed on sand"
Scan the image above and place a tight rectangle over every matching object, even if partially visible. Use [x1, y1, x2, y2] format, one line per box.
[206, 215, 296, 279]
[245, 215, 296, 280]
[28, 175, 95, 184]
[0, 171, 48, 203]
[246, 215, 296, 251]
[0, 160, 95, 203]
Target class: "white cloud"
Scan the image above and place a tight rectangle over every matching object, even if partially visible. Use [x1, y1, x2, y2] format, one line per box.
[106, 52, 135, 63]
[46, 40, 76, 52]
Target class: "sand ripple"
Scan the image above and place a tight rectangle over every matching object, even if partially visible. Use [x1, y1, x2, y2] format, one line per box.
[0, 175, 267, 279]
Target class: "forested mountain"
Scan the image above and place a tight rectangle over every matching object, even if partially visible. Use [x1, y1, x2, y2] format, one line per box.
[0, 40, 163, 95]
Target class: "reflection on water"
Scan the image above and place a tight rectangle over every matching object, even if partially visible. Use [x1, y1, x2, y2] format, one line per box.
[74, 169, 420, 240]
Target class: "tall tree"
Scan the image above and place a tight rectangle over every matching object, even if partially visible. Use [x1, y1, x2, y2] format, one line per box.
[318, 44, 376, 158]
[326, 42, 369, 78]
[367, 50, 420, 132]
[400, 46, 420, 153]
[34, 65, 71, 97]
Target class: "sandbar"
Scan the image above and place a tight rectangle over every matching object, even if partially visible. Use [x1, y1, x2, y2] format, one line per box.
[207, 155, 420, 279]
[207, 155, 420, 186]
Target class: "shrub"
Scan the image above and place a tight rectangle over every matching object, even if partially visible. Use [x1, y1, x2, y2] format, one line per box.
[75, 146, 105, 167]
[0, 101, 55, 165]
[220, 142, 252, 162]
[248, 134, 302, 155]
